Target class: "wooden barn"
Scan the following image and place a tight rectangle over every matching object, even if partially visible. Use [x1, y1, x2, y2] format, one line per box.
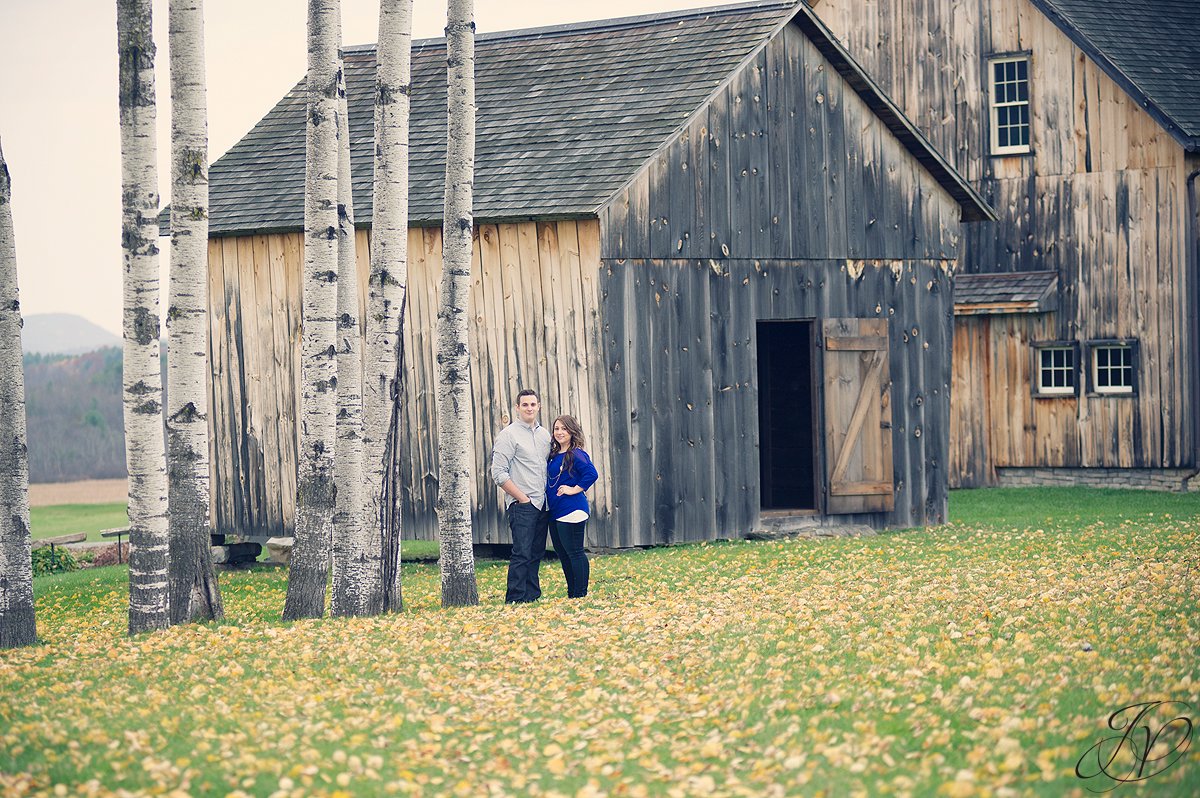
[810, 0, 1200, 490]
[198, 0, 993, 548]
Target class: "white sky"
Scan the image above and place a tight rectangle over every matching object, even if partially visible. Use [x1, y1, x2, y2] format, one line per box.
[0, 0, 739, 337]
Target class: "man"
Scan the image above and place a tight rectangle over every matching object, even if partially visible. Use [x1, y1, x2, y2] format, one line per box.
[490, 388, 552, 602]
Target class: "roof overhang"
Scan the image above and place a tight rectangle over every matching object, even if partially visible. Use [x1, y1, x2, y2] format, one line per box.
[954, 271, 1059, 315]
[788, 4, 996, 220]
[1026, 0, 1200, 153]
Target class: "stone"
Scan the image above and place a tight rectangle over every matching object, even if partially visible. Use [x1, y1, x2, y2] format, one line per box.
[265, 536, 294, 565]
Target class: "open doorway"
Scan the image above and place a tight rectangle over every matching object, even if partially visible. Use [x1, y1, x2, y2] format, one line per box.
[757, 320, 818, 511]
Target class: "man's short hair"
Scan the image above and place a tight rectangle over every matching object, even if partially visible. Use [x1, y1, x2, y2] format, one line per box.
[516, 388, 539, 404]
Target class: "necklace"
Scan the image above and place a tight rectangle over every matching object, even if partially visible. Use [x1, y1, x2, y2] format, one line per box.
[548, 449, 569, 488]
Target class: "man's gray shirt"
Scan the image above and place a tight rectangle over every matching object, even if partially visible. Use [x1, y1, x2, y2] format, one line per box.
[490, 420, 552, 509]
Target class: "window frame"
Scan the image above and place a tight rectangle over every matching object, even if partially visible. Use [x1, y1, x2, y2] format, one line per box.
[1087, 339, 1139, 396]
[987, 53, 1034, 156]
[1031, 341, 1080, 398]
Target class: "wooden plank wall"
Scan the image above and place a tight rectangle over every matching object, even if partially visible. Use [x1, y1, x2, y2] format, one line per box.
[596, 20, 963, 537]
[600, 22, 964, 264]
[814, 0, 1195, 478]
[207, 219, 613, 545]
[600, 259, 954, 539]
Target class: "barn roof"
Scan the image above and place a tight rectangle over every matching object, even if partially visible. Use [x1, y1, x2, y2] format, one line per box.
[953, 271, 1058, 316]
[1030, 0, 1200, 150]
[203, 1, 990, 236]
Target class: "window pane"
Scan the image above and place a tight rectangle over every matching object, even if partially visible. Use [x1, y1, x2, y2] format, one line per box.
[1016, 106, 1030, 143]
[1094, 346, 1134, 392]
[991, 57, 1031, 153]
[1038, 347, 1074, 393]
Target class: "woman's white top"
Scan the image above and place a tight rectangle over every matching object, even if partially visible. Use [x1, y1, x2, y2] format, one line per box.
[555, 509, 589, 523]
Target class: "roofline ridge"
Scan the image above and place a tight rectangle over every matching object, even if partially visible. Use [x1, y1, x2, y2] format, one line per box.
[1026, 0, 1199, 151]
[958, 270, 1058, 279]
[595, 1, 995, 223]
[342, 0, 797, 54]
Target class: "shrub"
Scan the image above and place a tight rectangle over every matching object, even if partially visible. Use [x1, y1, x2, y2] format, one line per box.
[90, 545, 124, 568]
[32, 546, 81, 576]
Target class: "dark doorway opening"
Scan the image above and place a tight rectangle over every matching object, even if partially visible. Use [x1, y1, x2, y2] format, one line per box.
[757, 320, 817, 511]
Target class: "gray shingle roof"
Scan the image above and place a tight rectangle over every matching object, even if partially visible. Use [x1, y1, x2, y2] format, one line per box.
[954, 271, 1058, 314]
[208, 1, 795, 235]
[1030, 0, 1200, 149]
[203, 1, 991, 235]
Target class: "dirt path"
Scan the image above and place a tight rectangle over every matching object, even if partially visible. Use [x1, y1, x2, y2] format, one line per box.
[28, 479, 128, 508]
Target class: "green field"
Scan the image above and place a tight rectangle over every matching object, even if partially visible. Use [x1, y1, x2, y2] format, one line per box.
[29, 502, 128, 542]
[3, 488, 1197, 796]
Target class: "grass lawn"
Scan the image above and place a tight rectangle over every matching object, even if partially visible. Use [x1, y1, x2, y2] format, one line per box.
[29, 502, 129, 542]
[2, 488, 1197, 796]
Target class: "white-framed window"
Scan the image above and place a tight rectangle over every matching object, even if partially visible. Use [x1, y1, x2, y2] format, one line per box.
[1036, 345, 1076, 396]
[988, 55, 1032, 155]
[1091, 343, 1135, 395]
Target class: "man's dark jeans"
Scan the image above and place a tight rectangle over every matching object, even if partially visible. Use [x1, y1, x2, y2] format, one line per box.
[505, 501, 549, 603]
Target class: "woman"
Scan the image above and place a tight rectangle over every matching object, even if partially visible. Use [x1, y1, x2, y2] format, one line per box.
[546, 415, 598, 598]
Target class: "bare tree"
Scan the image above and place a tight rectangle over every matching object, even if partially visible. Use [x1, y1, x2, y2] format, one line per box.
[283, 0, 341, 621]
[362, 0, 413, 614]
[118, 0, 170, 635]
[437, 0, 478, 607]
[166, 0, 222, 625]
[0, 138, 36, 649]
[331, 39, 368, 617]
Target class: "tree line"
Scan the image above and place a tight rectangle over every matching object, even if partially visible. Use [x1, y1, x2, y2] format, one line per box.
[22, 348, 127, 484]
[1, 0, 481, 648]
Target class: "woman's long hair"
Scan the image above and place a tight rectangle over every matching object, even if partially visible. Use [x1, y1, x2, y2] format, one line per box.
[548, 415, 585, 476]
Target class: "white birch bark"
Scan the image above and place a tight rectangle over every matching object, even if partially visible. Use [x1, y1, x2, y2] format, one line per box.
[363, 0, 412, 615]
[0, 138, 36, 649]
[283, 0, 340, 621]
[331, 48, 368, 618]
[118, 0, 170, 635]
[437, 0, 479, 607]
[166, 0, 222, 625]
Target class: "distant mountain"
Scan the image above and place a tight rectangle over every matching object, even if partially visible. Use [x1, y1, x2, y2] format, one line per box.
[22, 313, 121, 355]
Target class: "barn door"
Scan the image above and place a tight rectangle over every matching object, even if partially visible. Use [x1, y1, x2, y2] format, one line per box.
[821, 318, 894, 514]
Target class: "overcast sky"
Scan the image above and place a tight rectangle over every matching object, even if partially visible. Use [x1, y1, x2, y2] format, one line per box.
[0, 0, 740, 338]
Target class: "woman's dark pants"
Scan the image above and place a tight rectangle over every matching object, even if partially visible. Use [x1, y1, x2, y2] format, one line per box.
[549, 519, 589, 598]
[505, 502, 549, 603]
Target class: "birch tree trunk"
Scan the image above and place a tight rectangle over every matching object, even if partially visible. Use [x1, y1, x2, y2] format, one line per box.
[437, 0, 478, 607]
[118, 0, 170, 635]
[0, 138, 36, 649]
[363, 0, 412, 615]
[166, 0, 222, 625]
[283, 0, 340, 621]
[331, 48, 368, 618]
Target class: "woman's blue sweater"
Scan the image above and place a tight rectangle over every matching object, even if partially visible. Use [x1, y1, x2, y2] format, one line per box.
[546, 448, 598, 518]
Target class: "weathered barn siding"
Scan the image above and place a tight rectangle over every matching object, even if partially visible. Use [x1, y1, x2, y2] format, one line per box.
[596, 20, 965, 537]
[201, 7, 992, 545]
[813, 0, 1197, 483]
[810, 0, 1184, 187]
[207, 220, 613, 544]
[601, 259, 953, 539]
[602, 24, 964, 263]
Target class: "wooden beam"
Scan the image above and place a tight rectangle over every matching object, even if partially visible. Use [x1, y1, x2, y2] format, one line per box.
[824, 335, 889, 351]
[828, 350, 884, 487]
[954, 301, 1042, 316]
[31, 532, 87, 549]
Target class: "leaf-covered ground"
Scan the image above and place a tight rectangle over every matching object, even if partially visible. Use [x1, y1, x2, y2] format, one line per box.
[2, 489, 1198, 796]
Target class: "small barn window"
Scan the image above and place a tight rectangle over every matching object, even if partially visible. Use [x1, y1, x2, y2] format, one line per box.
[1090, 342, 1136, 395]
[988, 55, 1031, 155]
[1035, 344, 1076, 396]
